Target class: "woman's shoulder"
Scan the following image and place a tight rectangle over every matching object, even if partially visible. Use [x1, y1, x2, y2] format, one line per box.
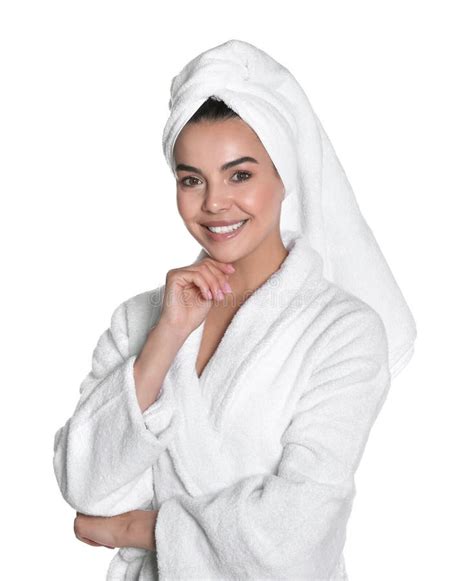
[293, 277, 390, 390]
[303, 276, 388, 355]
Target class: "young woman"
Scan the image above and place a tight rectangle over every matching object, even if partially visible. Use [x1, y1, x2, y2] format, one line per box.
[53, 40, 416, 580]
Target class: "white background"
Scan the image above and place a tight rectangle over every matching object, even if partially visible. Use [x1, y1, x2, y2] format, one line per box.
[1, 1, 472, 579]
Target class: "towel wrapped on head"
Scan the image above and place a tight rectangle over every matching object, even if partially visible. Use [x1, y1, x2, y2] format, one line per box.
[162, 38, 417, 378]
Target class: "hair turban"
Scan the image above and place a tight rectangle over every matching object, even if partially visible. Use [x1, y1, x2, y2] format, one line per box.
[162, 39, 417, 378]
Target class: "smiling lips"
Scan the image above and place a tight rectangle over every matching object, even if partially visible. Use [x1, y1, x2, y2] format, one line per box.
[202, 219, 249, 241]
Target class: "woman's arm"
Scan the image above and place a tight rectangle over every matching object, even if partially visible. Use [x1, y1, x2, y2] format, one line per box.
[53, 256, 233, 519]
[74, 509, 159, 551]
[134, 318, 187, 412]
[52, 298, 184, 517]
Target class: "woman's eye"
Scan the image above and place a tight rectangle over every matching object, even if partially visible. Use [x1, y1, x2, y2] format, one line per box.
[180, 171, 251, 187]
[180, 176, 201, 187]
[232, 171, 251, 182]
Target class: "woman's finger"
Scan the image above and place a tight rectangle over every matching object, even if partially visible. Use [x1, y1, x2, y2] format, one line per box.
[199, 262, 233, 299]
[177, 269, 214, 302]
[185, 264, 231, 301]
[77, 534, 102, 547]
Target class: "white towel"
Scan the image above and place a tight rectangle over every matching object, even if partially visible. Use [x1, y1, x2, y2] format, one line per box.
[162, 38, 417, 379]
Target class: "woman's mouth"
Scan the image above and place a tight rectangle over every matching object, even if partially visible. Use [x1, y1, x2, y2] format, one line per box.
[201, 219, 249, 241]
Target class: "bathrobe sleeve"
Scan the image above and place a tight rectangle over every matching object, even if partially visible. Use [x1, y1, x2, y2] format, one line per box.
[53, 299, 177, 517]
[154, 307, 391, 580]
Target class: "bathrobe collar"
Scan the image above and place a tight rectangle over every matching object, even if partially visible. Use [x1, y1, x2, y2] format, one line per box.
[155, 229, 324, 430]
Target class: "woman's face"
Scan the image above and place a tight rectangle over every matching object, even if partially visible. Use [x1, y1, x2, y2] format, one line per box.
[173, 117, 285, 263]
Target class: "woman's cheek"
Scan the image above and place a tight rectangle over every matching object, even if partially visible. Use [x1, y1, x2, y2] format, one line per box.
[177, 192, 199, 220]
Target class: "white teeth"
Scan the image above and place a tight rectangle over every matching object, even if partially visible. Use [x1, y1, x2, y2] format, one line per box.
[206, 220, 247, 234]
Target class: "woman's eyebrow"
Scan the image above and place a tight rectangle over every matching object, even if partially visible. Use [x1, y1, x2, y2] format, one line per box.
[175, 156, 259, 175]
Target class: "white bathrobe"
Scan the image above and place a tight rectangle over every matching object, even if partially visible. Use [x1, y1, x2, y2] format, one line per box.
[53, 229, 391, 580]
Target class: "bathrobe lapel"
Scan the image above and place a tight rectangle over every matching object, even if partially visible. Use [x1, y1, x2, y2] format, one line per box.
[176, 229, 324, 430]
[146, 230, 324, 497]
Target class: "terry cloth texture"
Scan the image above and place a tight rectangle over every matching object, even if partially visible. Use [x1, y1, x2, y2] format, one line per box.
[54, 230, 392, 580]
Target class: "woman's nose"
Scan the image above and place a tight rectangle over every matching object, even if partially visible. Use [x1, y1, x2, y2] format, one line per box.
[202, 184, 232, 212]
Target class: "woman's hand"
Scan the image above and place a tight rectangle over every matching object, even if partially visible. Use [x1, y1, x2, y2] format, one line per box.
[74, 510, 159, 551]
[160, 257, 235, 334]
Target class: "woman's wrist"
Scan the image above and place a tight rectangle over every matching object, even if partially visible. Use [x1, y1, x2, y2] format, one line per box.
[151, 316, 190, 343]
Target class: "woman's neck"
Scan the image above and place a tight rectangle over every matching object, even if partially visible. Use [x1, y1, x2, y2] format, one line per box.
[227, 230, 289, 303]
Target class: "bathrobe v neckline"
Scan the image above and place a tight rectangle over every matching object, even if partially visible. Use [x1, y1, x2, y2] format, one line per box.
[163, 230, 324, 431]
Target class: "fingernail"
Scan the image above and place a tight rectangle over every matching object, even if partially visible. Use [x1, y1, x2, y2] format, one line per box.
[217, 289, 224, 300]
[223, 282, 232, 293]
